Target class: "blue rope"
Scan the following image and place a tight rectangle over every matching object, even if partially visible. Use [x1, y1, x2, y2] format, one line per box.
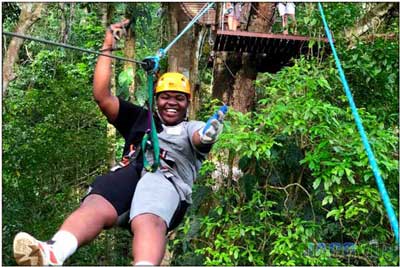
[318, 3, 399, 244]
[161, 2, 215, 56]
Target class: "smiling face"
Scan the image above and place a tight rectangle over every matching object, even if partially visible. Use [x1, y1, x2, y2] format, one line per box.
[156, 91, 189, 126]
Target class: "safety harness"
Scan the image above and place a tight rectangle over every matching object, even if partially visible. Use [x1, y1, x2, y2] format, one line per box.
[109, 3, 216, 173]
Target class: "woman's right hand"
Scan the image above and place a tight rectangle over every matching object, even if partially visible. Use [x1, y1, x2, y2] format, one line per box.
[101, 19, 130, 51]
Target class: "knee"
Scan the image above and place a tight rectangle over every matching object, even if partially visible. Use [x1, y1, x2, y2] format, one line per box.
[81, 194, 118, 226]
[131, 213, 167, 234]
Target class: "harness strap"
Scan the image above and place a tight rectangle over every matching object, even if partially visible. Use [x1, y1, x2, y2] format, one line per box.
[111, 144, 140, 172]
[160, 167, 182, 203]
[111, 140, 174, 172]
[142, 73, 161, 172]
[159, 148, 175, 168]
[142, 140, 175, 169]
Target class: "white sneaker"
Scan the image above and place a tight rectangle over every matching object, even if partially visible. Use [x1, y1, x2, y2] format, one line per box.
[13, 232, 63, 266]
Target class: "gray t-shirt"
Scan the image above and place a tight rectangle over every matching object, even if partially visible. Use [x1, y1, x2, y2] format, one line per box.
[144, 121, 206, 203]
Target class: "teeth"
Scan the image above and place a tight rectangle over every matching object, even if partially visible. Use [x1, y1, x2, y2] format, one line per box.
[166, 109, 177, 113]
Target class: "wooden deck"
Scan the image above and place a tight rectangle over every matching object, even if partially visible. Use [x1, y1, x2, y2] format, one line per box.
[213, 30, 332, 73]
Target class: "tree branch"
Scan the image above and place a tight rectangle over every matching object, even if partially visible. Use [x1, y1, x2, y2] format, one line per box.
[266, 182, 316, 221]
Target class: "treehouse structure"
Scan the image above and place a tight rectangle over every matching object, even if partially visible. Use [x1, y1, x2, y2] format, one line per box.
[181, 2, 331, 73]
[213, 30, 330, 73]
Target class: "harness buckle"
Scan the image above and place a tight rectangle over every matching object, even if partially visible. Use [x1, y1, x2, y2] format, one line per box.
[110, 144, 140, 172]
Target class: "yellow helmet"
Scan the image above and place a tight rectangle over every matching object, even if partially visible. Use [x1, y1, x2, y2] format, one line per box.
[155, 72, 191, 96]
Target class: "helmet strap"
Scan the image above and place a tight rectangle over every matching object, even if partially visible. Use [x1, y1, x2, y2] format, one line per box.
[185, 104, 190, 121]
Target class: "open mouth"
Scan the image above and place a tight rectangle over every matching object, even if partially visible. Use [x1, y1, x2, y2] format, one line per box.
[162, 108, 180, 119]
[165, 108, 178, 115]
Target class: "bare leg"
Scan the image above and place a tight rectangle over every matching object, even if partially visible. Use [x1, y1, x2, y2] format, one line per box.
[283, 15, 288, 34]
[59, 194, 118, 246]
[131, 213, 167, 265]
[13, 194, 118, 265]
[288, 14, 297, 34]
[233, 18, 239, 31]
[227, 16, 234, 30]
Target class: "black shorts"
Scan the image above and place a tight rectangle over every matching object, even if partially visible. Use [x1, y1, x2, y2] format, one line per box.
[84, 161, 188, 232]
[84, 161, 141, 216]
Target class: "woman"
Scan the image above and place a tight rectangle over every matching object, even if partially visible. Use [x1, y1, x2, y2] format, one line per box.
[13, 20, 225, 266]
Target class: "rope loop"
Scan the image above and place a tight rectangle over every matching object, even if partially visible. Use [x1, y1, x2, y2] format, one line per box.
[142, 74, 161, 172]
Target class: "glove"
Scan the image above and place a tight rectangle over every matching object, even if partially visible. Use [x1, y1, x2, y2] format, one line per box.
[199, 105, 228, 144]
[100, 19, 130, 52]
[108, 19, 130, 40]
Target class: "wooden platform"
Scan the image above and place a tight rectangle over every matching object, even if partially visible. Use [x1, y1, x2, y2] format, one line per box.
[213, 30, 332, 73]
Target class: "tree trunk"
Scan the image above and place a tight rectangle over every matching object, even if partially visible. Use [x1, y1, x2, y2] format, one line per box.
[3, 3, 44, 97]
[124, 3, 137, 100]
[166, 3, 192, 75]
[345, 3, 395, 40]
[68, 4, 75, 43]
[166, 3, 205, 118]
[212, 52, 241, 104]
[231, 54, 258, 112]
[59, 3, 67, 42]
[247, 2, 275, 33]
[212, 2, 275, 113]
[189, 24, 207, 119]
[59, 3, 75, 43]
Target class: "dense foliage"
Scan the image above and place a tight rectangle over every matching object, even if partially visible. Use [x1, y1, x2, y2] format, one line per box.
[171, 57, 398, 266]
[171, 3, 399, 266]
[2, 3, 161, 265]
[3, 2, 398, 266]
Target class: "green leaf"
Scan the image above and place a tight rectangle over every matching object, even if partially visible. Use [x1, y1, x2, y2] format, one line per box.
[326, 209, 339, 219]
[313, 178, 321, 189]
[250, 143, 257, 151]
[217, 207, 223, 216]
[118, 67, 134, 88]
[347, 175, 355, 184]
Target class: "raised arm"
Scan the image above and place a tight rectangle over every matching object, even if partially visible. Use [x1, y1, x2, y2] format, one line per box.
[93, 20, 129, 123]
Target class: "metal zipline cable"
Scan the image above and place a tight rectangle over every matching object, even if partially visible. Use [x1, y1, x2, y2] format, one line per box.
[318, 3, 399, 244]
[3, 31, 146, 65]
[3, 3, 215, 70]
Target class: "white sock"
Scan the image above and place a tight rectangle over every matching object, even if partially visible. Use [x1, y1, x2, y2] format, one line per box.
[135, 260, 154, 265]
[49, 230, 78, 263]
